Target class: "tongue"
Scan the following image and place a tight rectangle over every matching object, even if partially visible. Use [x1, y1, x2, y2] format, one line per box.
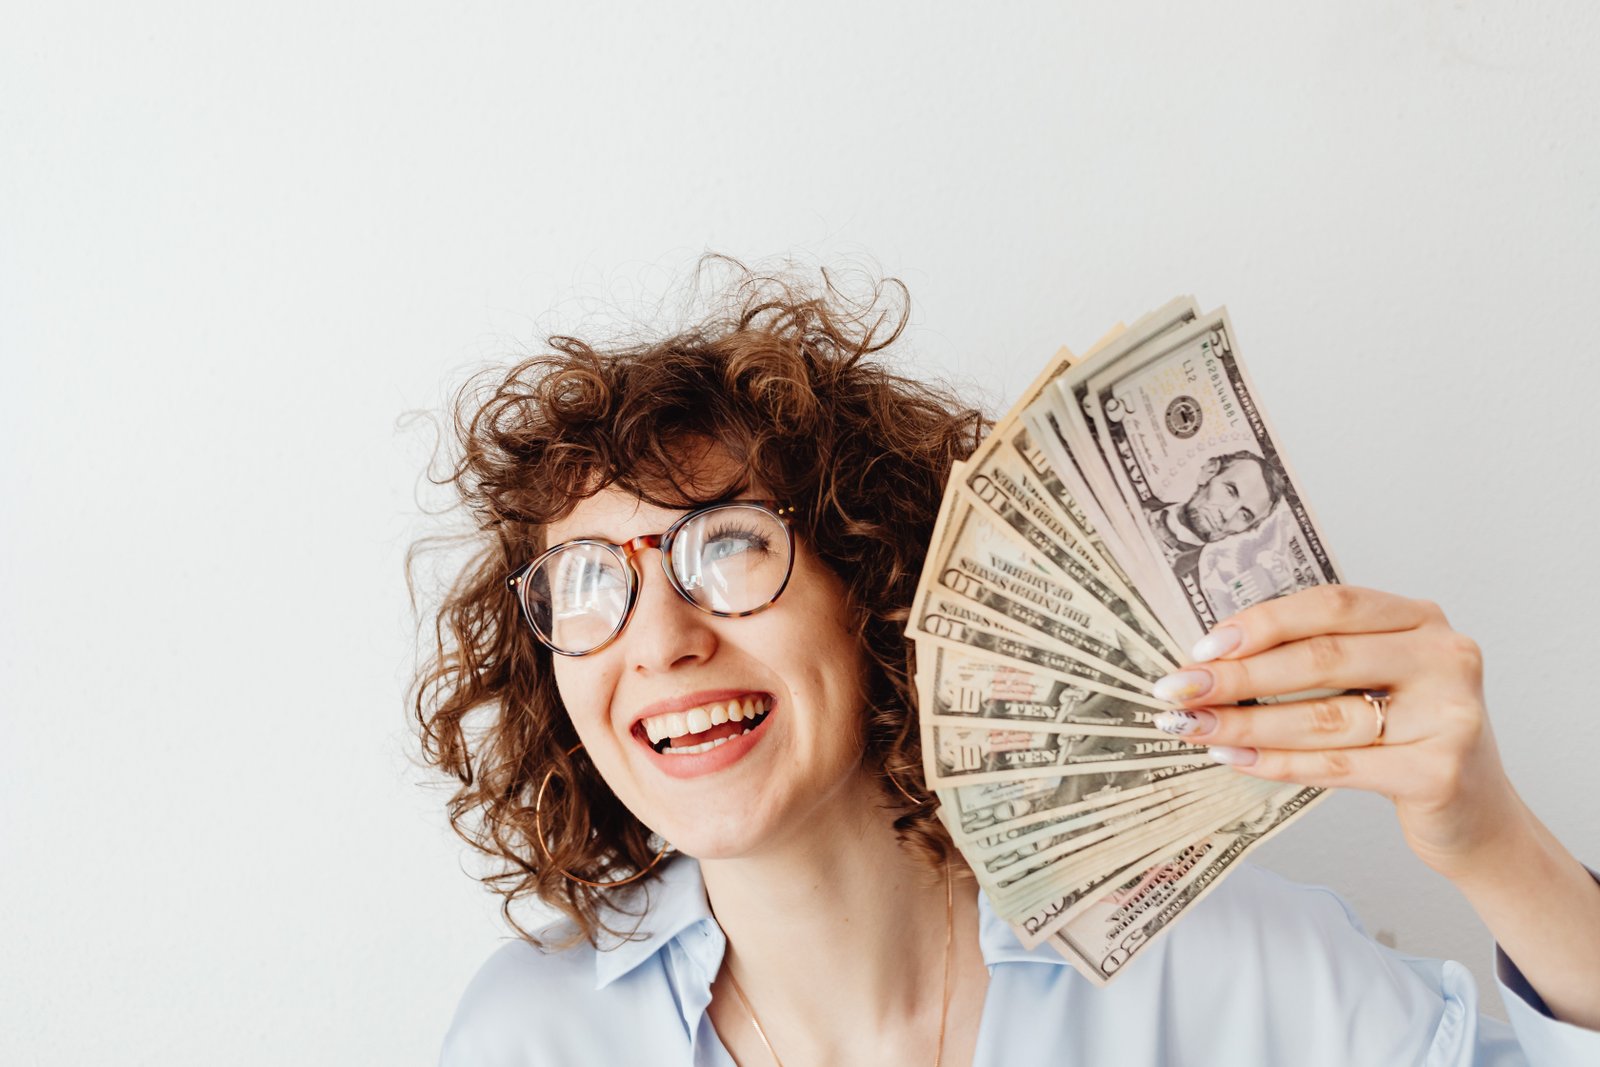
[671, 719, 750, 748]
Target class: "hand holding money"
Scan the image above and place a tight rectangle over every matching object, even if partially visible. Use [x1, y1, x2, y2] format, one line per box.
[1144, 558, 1600, 1031]
[903, 298, 1600, 1031]
[909, 296, 1569, 992]
[1148, 584, 1515, 884]
[909, 298, 1343, 982]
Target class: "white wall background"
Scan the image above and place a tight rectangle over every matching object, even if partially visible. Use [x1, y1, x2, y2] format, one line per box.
[5, 1, 1598, 1063]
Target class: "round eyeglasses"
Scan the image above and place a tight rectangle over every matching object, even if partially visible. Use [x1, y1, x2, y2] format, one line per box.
[506, 500, 798, 657]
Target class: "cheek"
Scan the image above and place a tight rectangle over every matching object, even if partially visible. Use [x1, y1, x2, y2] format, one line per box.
[815, 624, 873, 735]
[770, 576, 870, 731]
[551, 663, 608, 739]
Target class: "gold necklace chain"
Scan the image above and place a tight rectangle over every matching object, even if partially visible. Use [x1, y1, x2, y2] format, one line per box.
[723, 862, 955, 1067]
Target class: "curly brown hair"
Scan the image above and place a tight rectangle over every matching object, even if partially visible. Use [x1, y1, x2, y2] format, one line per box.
[408, 260, 992, 947]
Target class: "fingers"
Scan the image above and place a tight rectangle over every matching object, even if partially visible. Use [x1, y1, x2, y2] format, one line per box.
[1197, 743, 1422, 797]
[1154, 692, 1403, 750]
[1191, 585, 1443, 663]
[1153, 630, 1431, 706]
[1146, 587, 1495, 821]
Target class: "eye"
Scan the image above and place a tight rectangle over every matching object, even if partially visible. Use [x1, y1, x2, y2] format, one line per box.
[702, 522, 772, 561]
[557, 552, 627, 599]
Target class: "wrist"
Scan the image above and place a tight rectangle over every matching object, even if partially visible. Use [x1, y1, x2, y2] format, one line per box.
[1444, 790, 1587, 912]
[1434, 785, 1543, 890]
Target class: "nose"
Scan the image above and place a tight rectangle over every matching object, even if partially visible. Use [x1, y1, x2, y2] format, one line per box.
[618, 543, 717, 673]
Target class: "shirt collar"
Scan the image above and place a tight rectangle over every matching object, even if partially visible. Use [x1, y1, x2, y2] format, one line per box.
[593, 853, 717, 990]
[592, 854, 1070, 989]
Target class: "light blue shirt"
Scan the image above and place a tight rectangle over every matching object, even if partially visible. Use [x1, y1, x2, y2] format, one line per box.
[441, 855, 1599, 1065]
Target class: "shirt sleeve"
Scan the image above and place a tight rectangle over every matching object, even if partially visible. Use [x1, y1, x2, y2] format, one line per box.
[1488, 865, 1600, 1065]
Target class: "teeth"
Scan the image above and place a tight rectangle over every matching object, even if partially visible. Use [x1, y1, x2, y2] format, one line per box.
[640, 695, 773, 748]
[662, 733, 741, 756]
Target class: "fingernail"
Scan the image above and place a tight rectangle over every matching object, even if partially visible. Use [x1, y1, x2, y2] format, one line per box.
[1152, 670, 1213, 703]
[1152, 709, 1217, 737]
[1209, 746, 1258, 767]
[1190, 625, 1243, 663]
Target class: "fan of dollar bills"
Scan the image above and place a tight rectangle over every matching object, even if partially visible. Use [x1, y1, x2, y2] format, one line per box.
[910, 297, 1341, 984]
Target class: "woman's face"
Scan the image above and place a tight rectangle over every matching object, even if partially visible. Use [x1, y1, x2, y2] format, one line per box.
[544, 462, 874, 861]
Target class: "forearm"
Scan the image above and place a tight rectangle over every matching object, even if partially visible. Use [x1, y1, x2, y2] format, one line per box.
[1450, 791, 1600, 1030]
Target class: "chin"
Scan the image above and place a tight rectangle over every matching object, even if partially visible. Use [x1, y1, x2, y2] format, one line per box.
[660, 815, 776, 862]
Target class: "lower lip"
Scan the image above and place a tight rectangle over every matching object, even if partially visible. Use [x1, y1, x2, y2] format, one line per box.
[639, 703, 776, 780]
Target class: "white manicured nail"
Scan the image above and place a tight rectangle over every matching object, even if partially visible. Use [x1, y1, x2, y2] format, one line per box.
[1191, 625, 1243, 663]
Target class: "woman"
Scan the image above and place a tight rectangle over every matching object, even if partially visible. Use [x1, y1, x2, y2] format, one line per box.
[412, 266, 1600, 1065]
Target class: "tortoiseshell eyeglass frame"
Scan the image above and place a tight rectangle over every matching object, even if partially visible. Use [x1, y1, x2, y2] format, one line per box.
[505, 500, 799, 657]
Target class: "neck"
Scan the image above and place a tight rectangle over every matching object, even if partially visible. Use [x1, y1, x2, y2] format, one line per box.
[700, 772, 970, 1051]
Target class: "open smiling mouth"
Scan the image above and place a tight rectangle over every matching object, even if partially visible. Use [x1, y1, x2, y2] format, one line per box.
[636, 695, 774, 755]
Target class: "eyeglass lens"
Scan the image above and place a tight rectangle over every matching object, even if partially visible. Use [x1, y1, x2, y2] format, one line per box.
[523, 504, 791, 654]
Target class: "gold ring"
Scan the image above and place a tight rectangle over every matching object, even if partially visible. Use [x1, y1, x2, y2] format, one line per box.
[1360, 691, 1390, 745]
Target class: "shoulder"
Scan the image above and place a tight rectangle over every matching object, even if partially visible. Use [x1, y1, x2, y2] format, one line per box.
[456, 935, 598, 1014]
[1160, 862, 1421, 984]
[438, 898, 710, 1067]
[1180, 861, 1372, 945]
[1148, 864, 1489, 1061]
[439, 857, 718, 1064]
[439, 937, 603, 1066]
[993, 864, 1497, 1066]
[982, 865, 1496, 1064]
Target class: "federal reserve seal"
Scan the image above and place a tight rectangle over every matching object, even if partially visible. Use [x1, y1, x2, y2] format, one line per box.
[1165, 395, 1203, 438]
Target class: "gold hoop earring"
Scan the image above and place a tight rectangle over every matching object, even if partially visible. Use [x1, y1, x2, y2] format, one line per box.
[533, 743, 671, 889]
[883, 763, 925, 808]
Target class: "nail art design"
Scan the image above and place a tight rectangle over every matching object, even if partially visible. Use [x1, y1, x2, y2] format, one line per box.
[1152, 670, 1213, 704]
[1152, 709, 1217, 736]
